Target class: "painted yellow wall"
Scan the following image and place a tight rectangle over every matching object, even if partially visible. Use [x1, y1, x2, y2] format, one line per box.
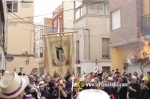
[143, 0, 150, 15]
[111, 47, 126, 72]
[6, 0, 37, 75]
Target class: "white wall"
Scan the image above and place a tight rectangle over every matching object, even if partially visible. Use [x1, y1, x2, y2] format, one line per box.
[73, 15, 111, 74]
[63, 1, 74, 32]
[76, 60, 111, 74]
[74, 18, 87, 61]
[127, 64, 150, 75]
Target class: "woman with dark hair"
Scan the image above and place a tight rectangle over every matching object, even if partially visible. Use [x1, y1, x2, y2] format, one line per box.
[127, 73, 132, 83]
[117, 76, 128, 99]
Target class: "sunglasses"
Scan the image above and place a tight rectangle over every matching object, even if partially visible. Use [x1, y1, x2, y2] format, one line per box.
[57, 84, 63, 86]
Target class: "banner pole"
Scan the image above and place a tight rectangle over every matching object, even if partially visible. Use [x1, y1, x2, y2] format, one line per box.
[71, 75, 75, 99]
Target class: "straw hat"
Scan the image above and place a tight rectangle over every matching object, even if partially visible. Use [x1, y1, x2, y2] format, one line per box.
[3, 70, 10, 76]
[0, 72, 29, 98]
[77, 89, 110, 99]
[107, 77, 114, 81]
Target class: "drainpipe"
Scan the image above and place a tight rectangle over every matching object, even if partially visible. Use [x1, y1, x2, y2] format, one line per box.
[149, 0, 150, 14]
[83, 29, 85, 60]
[85, 29, 90, 60]
[83, 28, 90, 60]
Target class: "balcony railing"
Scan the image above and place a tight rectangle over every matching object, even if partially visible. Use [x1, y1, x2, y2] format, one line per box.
[141, 14, 150, 36]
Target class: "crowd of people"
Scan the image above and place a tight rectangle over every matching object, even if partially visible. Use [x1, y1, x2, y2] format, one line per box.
[0, 66, 150, 99]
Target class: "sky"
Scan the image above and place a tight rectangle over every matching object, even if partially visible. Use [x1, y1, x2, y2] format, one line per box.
[34, 0, 70, 23]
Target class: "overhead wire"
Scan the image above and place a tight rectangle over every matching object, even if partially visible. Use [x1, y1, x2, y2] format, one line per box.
[8, 1, 106, 20]
[8, 13, 33, 31]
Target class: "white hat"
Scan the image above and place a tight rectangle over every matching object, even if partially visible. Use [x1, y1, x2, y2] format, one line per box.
[20, 66, 24, 68]
[73, 83, 77, 87]
[90, 79, 96, 83]
[3, 70, 10, 76]
[107, 77, 114, 81]
[0, 72, 29, 98]
[38, 81, 46, 88]
[39, 81, 45, 86]
[77, 89, 110, 99]
[132, 76, 137, 80]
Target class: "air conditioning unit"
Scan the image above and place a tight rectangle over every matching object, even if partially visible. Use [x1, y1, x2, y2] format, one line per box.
[21, 50, 28, 55]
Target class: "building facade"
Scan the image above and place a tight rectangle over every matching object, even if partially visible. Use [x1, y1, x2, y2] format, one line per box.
[0, 0, 7, 71]
[110, 0, 150, 74]
[6, 0, 36, 75]
[35, 18, 52, 75]
[74, 0, 111, 75]
[52, 1, 74, 33]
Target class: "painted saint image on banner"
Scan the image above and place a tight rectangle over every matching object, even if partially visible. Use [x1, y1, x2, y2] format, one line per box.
[50, 40, 70, 66]
[56, 45, 64, 62]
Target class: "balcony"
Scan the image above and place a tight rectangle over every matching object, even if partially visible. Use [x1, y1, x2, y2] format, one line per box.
[82, 0, 108, 3]
[141, 14, 150, 36]
[75, 2, 109, 21]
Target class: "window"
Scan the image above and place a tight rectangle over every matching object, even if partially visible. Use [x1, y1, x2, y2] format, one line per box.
[88, 4, 104, 15]
[102, 38, 110, 59]
[76, 40, 79, 59]
[97, 4, 104, 15]
[80, 6, 86, 16]
[35, 48, 38, 57]
[75, 6, 86, 20]
[37, 48, 39, 58]
[112, 9, 121, 30]
[40, 47, 43, 58]
[75, 9, 80, 20]
[40, 29, 43, 39]
[77, 67, 81, 75]
[75, 1, 82, 8]
[7, 1, 18, 12]
[36, 30, 39, 41]
[39, 67, 44, 75]
[88, 5, 96, 14]
[102, 66, 110, 73]
[106, 5, 109, 15]
[54, 20, 57, 28]
[38, 32, 40, 40]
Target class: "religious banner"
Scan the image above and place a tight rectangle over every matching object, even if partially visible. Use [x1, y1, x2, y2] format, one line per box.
[44, 33, 74, 78]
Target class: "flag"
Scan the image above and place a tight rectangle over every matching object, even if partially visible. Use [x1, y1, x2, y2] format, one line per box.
[44, 33, 74, 78]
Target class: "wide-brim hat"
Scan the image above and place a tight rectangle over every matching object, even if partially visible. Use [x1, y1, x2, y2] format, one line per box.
[77, 89, 110, 99]
[107, 77, 114, 81]
[0, 72, 29, 98]
[3, 70, 10, 76]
